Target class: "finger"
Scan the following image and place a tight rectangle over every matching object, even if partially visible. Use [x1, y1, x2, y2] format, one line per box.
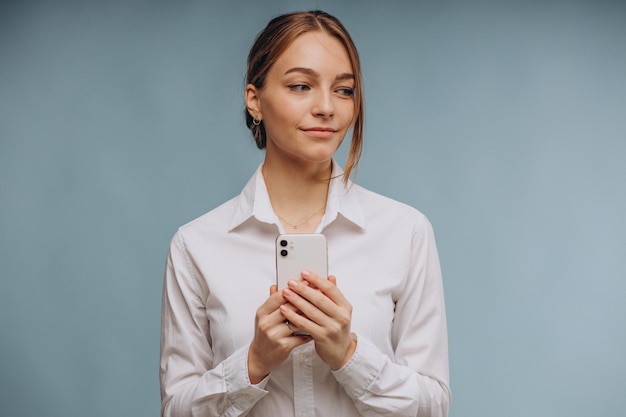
[263, 301, 297, 328]
[280, 298, 300, 312]
[280, 303, 322, 336]
[277, 318, 313, 346]
[283, 320, 300, 336]
[261, 292, 304, 331]
[301, 271, 349, 307]
[286, 279, 340, 319]
[282, 285, 335, 328]
[301, 270, 335, 291]
[299, 270, 327, 290]
[284, 333, 313, 348]
[256, 288, 288, 316]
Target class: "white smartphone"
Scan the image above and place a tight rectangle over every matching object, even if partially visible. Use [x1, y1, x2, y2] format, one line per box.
[275, 233, 328, 290]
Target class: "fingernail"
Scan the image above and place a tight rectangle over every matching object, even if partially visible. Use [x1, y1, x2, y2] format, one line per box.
[288, 280, 298, 288]
[301, 270, 311, 278]
[283, 288, 294, 297]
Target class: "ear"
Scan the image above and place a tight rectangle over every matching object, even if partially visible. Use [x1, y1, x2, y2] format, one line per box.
[245, 84, 262, 120]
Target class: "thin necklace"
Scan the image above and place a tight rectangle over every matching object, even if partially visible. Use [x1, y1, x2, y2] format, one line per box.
[276, 205, 326, 230]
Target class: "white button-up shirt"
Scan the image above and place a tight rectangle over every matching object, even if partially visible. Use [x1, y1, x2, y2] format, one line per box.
[160, 163, 451, 417]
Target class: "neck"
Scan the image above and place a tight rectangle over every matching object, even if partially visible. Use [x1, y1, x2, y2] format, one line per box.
[262, 156, 331, 233]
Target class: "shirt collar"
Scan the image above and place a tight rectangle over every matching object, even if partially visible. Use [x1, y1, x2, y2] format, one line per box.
[228, 161, 366, 232]
[322, 161, 366, 230]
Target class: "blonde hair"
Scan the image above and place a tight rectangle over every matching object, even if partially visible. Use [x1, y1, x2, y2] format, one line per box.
[244, 10, 364, 184]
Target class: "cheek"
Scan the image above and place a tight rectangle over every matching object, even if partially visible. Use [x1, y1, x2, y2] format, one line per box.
[264, 97, 302, 125]
[339, 102, 356, 126]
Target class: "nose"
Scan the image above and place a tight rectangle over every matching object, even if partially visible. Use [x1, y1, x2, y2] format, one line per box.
[312, 90, 334, 117]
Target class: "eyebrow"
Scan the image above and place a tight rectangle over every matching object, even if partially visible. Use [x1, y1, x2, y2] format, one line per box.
[284, 67, 354, 81]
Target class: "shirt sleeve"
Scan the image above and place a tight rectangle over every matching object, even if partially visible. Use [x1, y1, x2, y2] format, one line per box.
[160, 231, 269, 417]
[331, 217, 451, 417]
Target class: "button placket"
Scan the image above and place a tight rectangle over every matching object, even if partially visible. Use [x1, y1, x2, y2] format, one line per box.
[292, 345, 315, 417]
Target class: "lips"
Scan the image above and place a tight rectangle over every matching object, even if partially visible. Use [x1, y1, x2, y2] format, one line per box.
[301, 127, 338, 139]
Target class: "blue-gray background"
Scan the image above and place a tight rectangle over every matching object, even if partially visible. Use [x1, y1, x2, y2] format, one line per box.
[1, 0, 624, 416]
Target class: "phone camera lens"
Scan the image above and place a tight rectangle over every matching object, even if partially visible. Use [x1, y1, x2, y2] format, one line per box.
[280, 240, 288, 247]
[280, 249, 288, 257]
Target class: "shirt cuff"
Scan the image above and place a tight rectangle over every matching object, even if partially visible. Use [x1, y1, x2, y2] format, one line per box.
[331, 333, 386, 398]
[223, 344, 269, 402]
[192, 346, 269, 416]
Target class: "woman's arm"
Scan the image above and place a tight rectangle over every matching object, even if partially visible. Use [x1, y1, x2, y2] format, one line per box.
[160, 232, 268, 417]
[280, 218, 451, 417]
[160, 231, 311, 417]
[333, 217, 451, 417]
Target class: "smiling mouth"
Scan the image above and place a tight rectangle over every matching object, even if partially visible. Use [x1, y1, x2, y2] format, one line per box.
[301, 128, 338, 139]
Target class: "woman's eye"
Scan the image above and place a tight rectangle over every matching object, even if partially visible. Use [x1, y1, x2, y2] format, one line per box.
[337, 87, 354, 97]
[288, 84, 310, 92]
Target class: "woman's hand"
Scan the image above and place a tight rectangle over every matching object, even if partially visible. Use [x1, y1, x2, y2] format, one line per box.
[280, 271, 357, 370]
[248, 285, 311, 384]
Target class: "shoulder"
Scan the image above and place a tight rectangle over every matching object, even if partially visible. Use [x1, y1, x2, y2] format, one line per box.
[352, 183, 429, 229]
[172, 195, 240, 244]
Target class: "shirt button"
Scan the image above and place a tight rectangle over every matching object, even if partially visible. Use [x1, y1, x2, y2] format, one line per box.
[298, 354, 306, 365]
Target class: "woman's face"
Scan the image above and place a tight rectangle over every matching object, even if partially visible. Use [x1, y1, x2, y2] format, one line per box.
[246, 31, 355, 167]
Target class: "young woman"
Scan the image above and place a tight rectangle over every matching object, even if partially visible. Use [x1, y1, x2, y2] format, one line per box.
[160, 10, 451, 417]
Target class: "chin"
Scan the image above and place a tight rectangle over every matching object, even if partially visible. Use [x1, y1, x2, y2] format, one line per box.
[269, 140, 341, 166]
[312, 142, 343, 159]
[303, 149, 338, 164]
